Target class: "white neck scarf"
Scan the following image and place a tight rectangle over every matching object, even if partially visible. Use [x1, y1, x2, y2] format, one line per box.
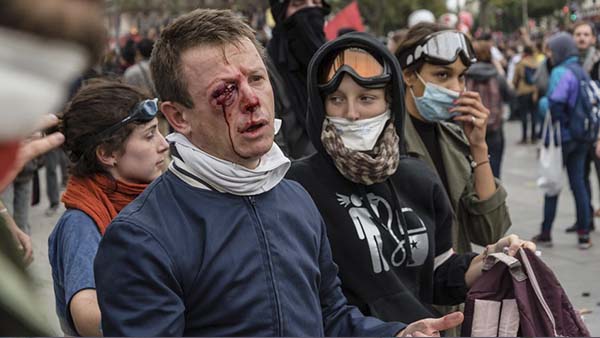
[167, 131, 291, 196]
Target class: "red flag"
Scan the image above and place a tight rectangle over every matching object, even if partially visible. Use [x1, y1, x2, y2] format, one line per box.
[324, 1, 365, 41]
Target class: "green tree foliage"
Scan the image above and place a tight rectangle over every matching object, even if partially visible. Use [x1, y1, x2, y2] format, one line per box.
[483, 0, 564, 31]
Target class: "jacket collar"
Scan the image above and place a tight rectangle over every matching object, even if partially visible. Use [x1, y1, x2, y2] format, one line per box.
[404, 112, 470, 159]
[403, 112, 472, 208]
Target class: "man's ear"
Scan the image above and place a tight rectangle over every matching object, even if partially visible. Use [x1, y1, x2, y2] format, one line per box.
[96, 145, 117, 168]
[161, 101, 191, 135]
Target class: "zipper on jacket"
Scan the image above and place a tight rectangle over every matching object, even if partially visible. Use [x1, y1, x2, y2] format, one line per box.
[247, 196, 284, 336]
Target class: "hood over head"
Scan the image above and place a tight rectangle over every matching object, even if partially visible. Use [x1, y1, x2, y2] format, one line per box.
[548, 32, 579, 66]
[466, 61, 498, 80]
[269, 0, 331, 25]
[306, 32, 406, 156]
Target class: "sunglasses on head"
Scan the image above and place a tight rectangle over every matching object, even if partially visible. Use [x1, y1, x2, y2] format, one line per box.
[95, 98, 159, 139]
[318, 48, 391, 94]
[399, 30, 477, 69]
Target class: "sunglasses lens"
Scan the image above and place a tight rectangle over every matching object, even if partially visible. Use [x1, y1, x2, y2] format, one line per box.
[139, 98, 159, 121]
[322, 48, 384, 84]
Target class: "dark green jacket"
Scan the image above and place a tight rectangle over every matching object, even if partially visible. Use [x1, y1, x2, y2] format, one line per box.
[403, 114, 512, 253]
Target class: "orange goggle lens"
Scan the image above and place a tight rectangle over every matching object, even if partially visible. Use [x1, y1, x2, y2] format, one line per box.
[322, 48, 385, 84]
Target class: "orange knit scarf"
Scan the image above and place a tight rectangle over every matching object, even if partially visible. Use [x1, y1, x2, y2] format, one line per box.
[61, 174, 147, 235]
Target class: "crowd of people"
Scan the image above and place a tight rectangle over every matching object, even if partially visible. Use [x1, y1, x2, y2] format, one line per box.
[1, 0, 599, 336]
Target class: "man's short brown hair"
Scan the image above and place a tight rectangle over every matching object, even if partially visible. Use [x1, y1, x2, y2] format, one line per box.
[151, 9, 264, 109]
[572, 21, 596, 35]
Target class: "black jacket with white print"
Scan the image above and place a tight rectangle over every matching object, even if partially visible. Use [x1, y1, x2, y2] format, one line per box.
[286, 32, 477, 324]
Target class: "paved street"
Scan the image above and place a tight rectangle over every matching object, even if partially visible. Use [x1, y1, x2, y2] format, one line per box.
[22, 120, 600, 335]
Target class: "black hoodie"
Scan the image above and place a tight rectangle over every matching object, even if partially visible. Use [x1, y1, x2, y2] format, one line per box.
[286, 32, 476, 324]
[267, 1, 331, 159]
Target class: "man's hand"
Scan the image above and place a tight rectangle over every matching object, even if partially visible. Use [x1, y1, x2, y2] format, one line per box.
[2, 209, 34, 266]
[0, 114, 65, 191]
[595, 141, 600, 160]
[397, 312, 464, 337]
[13, 225, 33, 266]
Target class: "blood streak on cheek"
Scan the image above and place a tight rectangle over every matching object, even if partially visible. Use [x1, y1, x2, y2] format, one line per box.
[212, 82, 243, 157]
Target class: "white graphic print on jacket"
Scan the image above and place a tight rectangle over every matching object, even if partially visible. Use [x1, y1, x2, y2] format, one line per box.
[337, 192, 429, 273]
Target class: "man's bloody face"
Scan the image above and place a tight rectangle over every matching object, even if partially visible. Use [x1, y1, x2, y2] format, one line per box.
[178, 38, 275, 168]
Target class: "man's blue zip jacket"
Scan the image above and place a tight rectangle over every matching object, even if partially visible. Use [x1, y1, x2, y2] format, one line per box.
[94, 170, 406, 336]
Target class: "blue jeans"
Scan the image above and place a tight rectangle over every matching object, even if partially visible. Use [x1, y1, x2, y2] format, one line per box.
[542, 141, 591, 235]
[45, 148, 68, 206]
[1, 179, 33, 234]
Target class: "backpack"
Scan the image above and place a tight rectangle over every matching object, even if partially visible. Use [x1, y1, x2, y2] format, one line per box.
[524, 65, 537, 85]
[466, 76, 503, 131]
[462, 249, 590, 337]
[564, 62, 600, 143]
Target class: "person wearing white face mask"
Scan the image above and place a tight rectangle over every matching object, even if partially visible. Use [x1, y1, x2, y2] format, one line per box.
[286, 32, 535, 331]
[395, 23, 512, 256]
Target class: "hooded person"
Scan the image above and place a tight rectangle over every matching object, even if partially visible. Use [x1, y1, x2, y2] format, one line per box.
[533, 32, 593, 249]
[286, 32, 535, 326]
[267, 0, 330, 159]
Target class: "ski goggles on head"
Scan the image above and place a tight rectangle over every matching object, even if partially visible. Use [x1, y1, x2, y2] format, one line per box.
[96, 98, 159, 139]
[399, 30, 477, 69]
[318, 48, 391, 94]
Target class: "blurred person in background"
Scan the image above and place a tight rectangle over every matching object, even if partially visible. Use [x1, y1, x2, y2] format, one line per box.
[119, 38, 136, 74]
[123, 38, 172, 136]
[44, 148, 69, 217]
[387, 29, 408, 55]
[574, 21, 600, 77]
[506, 45, 522, 87]
[479, 33, 506, 76]
[513, 45, 539, 144]
[466, 40, 513, 178]
[532, 32, 592, 249]
[0, 0, 105, 335]
[267, 0, 330, 159]
[124, 38, 155, 96]
[48, 80, 168, 336]
[572, 21, 600, 225]
[0, 199, 33, 266]
[1, 158, 39, 235]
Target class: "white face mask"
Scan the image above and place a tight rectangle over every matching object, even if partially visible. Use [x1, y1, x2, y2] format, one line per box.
[327, 111, 391, 151]
[0, 27, 88, 141]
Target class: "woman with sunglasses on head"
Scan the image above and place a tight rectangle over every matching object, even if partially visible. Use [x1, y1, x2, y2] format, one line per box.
[48, 80, 169, 336]
[395, 23, 511, 255]
[286, 32, 534, 328]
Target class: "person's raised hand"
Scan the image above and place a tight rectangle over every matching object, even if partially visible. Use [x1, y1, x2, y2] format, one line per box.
[451, 91, 490, 150]
[0, 114, 64, 191]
